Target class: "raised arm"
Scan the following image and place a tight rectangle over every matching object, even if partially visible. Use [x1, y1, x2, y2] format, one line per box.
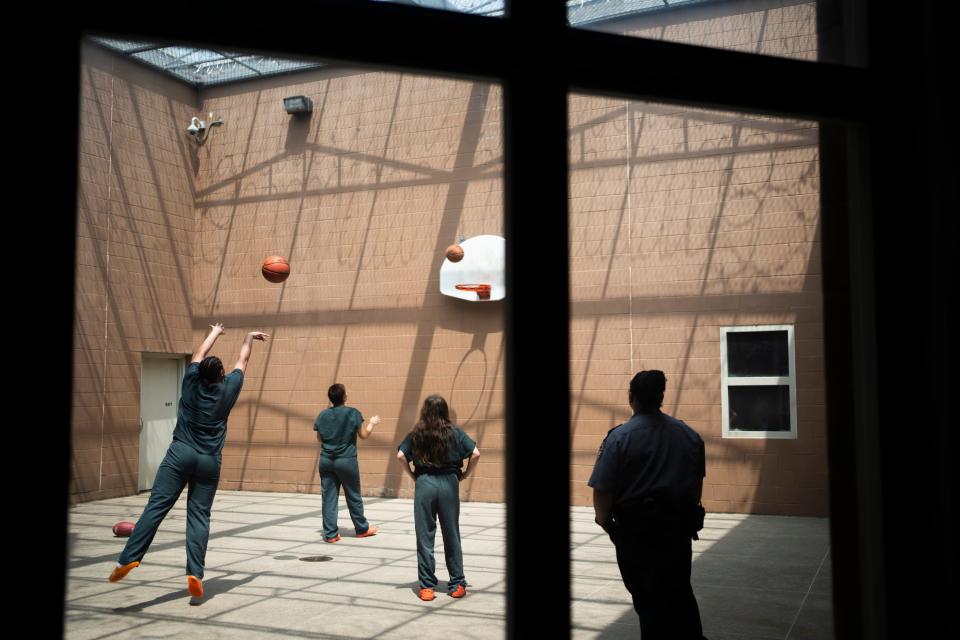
[357, 415, 381, 440]
[233, 331, 270, 373]
[460, 446, 481, 481]
[192, 323, 225, 363]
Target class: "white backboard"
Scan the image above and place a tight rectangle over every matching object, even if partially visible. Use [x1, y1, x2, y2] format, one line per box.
[439, 234, 505, 301]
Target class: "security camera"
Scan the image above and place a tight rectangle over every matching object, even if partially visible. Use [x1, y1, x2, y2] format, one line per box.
[186, 116, 203, 136]
[186, 114, 222, 145]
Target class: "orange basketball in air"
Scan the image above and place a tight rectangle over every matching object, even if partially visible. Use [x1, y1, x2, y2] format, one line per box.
[445, 244, 464, 262]
[262, 256, 290, 283]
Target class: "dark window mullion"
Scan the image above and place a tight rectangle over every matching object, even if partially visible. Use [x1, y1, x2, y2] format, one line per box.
[504, 2, 570, 638]
[69, 4, 949, 640]
[564, 28, 871, 123]
[83, 1, 868, 124]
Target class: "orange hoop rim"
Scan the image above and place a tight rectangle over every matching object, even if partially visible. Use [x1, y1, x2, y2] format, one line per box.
[455, 283, 492, 299]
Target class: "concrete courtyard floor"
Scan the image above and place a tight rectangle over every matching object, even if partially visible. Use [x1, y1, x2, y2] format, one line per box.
[66, 491, 833, 639]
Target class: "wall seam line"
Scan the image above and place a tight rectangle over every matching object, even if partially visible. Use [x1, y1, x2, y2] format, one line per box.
[98, 66, 116, 493]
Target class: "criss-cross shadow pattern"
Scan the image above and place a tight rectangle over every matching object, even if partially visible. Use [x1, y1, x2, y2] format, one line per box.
[66, 490, 831, 639]
[74, 0, 827, 521]
[66, 491, 508, 639]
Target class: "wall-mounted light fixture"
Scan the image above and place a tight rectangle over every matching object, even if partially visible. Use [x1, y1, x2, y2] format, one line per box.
[283, 96, 313, 115]
[186, 112, 224, 145]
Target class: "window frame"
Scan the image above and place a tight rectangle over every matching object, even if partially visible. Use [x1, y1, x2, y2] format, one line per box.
[50, 1, 948, 638]
[720, 324, 798, 439]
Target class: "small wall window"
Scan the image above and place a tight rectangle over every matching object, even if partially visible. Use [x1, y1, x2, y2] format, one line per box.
[720, 325, 798, 439]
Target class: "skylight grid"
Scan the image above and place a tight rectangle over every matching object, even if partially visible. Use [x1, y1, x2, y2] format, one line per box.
[567, 0, 708, 25]
[90, 0, 711, 87]
[131, 47, 225, 71]
[372, 0, 504, 15]
[90, 37, 325, 86]
[92, 37, 155, 52]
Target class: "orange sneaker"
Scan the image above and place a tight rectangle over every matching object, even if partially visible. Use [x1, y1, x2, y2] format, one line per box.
[418, 588, 436, 601]
[109, 561, 140, 583]
[356, 525, 378, 538]
[449, 584, 467, 598]
[187, 575, 204, 599]
[324, 534, 341, 543]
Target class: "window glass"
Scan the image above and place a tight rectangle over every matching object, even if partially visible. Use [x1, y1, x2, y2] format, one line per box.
[372, 0, 504, 17]
[727, 329, 789, 376]
[570, 94, 828, 638]
[74, 38, 507, 636]
[729, 384, 791, 430]
[567, 0, 822, 63]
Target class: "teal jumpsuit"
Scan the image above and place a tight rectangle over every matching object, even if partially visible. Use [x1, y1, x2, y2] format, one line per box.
[118, 362, 243, 579]
[398, 427, 476, 593]
[314, 405, 371, 539]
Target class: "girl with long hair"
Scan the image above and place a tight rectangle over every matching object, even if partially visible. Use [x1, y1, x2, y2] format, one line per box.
[396, 394, 480, 601]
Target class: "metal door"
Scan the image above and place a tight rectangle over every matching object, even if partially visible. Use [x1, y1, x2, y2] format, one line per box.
[139, 356, 183, 491]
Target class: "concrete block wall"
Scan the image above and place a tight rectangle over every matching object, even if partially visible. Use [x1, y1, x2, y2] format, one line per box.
[600, 0, 817, 62]
[72, 0, 827, 514]
[72, 44, 198, 502]
[568, 95, 826, 516]
[569, 1, 825, 515]
[192, 72, 505, 503]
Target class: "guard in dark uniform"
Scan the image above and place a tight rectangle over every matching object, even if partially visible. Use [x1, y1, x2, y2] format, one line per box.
[589, 370, 707, 640]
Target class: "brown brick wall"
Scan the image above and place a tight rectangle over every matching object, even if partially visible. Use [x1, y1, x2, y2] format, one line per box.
[567, 0, 826, 516]
[72, 43, 198, 503]
[590, 0, 817, 62]
[192, 71, 505, 503]
[72, 0, 827, 515]
[568, 95, 826, 516]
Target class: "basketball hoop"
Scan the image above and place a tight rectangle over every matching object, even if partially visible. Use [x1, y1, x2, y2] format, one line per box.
[455, 284, 492, 300]
[440, 234, 504, 301]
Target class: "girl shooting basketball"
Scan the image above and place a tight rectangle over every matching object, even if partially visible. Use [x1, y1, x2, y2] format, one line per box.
[109, 323, 268, 603]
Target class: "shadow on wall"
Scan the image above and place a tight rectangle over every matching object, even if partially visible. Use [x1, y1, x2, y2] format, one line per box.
[73, 50, 199, 500]
[185, 74, 502, 498]
[568, 92, 825, 515]
[75, 44, 823, 509]
[285, 113, 310, 154]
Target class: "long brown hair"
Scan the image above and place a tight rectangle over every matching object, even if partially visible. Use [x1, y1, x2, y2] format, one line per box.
[411, 395, 456, 465]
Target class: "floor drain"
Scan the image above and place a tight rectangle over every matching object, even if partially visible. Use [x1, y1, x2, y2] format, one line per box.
[300, 555, 334, 562]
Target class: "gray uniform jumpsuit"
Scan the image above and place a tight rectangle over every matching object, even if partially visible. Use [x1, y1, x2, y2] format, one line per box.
[314, 405, 371, 539]
[398, 427, 476, 593]
[118, 362, 243, 579]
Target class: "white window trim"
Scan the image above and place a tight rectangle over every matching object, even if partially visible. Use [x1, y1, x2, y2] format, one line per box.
[720, 324, 798, 440]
